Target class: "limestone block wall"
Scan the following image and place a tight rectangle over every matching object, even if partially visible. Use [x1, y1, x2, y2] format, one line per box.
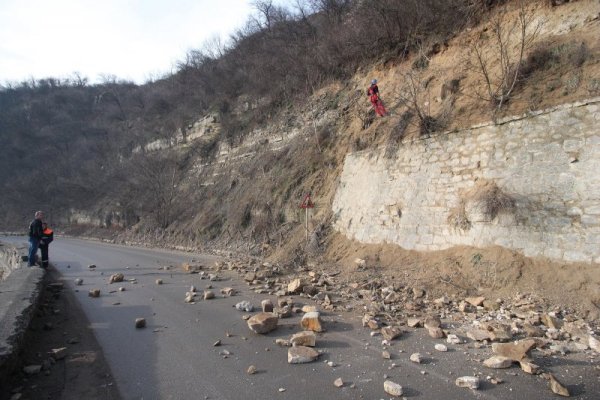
[332, 98, 600, 263]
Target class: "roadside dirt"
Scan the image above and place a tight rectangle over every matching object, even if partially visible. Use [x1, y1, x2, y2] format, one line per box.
[0, 268, 121, 400]
[320, 233, 600, 322]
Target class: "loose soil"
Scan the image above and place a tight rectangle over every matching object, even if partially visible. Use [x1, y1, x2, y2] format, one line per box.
[0, 268, 121, 400]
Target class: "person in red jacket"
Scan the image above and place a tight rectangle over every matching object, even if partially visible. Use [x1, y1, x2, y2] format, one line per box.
[367, 79, 387, 117]
[39, 222, 54, 269]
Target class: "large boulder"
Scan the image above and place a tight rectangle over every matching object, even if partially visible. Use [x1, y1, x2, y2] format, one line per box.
[288, 346, 319, 364]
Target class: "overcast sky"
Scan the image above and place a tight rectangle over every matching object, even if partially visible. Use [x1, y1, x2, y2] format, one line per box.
[0, 0, 292, 85]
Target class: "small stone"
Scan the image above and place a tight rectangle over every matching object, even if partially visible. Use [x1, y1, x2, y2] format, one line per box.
[383, 380, 403, 397]
[23, 365, 42, 375]
[424, 316, 441, 330]
[88, 264, 96, 269]
[247, 365, 257, 375]
[236, 301, 254, 312]
[288, 278, 303, 294]
[523, 322, 544, 337]
[381, 326, 402, 341]
[589, 335, 600, 353]
[410, 353, 422, 363]
[118, 287, 125, 292]
[74, 278, 83, 286]
[213, 340, 221, 346]
[541, 314, 563, 330]
[407, 318, 422, 328]
[290, 331, 316, 347]
[185, 293, 195, 303]
[109, 273, 124, 283]
[465, 296, 485, 307]
[288, 346, 319, 364]
[278, 388, 286, 392]
[456, 376, 479, 389]
[155, 279, 163, 285]
[546, 373, 570, 397]
[247, 312, 278, 334]
[275, 338, 290, 347]
[301, 311, 323, 332]
[434, 344, 448, 352]
[221, 287, 235, 296]
[382, 350, 391, 359]
[262, 299, 274, 313]
[412, 288, 425, 298]
[301, 305, 317, 313]
[447, 334, 461, 344]
[428, 327, 445, 339]
[88, 289, 100, 298]
[203, 290, 215, 300]
[50, 347, 67, 360]
[519, 359, 540, 374]
[483, 356, 513, 369]
[334, 378, 344, 388]
[135, 318, 146, 328]
[467, 328, 492, 341]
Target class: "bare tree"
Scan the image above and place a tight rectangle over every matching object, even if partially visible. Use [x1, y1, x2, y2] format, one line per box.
[466, 1, 541, 116]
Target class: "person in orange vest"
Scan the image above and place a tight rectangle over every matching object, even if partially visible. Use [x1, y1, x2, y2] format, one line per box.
[367, 79, 387, 117]
[39, 222, 54, 269]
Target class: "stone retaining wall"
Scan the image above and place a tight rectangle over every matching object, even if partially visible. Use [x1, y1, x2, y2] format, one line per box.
[332, 98, 600, 263]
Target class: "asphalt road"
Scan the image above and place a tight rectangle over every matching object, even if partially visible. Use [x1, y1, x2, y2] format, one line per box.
[4, 237, 599, 399]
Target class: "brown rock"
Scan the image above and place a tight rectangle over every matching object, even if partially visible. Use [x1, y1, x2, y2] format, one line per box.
[290, 331, 316, 347]
[203, 290, 215, 300]
[519, 359, 541, 374]
[465, 296, 485, 307]
[109, 273, 124, 283]
[492, 339, 536, 361]
[288, 346, 319, 364]
[523, 322, 544, 337]
[244, 272, 256, 282]
[589, 335, 600, 353]
[407, 318, 422, 328]
[428, 327, 445, 339]
[466, 328, 492, 342]
[288, 278, 304, 294]
[483, 356, 513, 369]
[247, 365, 257, 375]
[383, 380, 403, 397]
[301, 312, 323, 332]
[456, 376, 479, 389]
[334, 378, 344, 388]
[88, 289, 100, 298]
[483, 300, 500, 311]
[424, 316, 441, 330]
[247, 313, 278, 334]
[155, 279, 163, 285]
[262, 299, 274, 312]
[381, 326, 402, 341]
[302, 305, 317, 313]
[545, 373, 570, 397]
[541, 314, 563, 330]
[220, 287, 235, 296]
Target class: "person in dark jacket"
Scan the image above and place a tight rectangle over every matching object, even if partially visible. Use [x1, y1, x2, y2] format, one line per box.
[367, 79, 387, 117]
[39, 222, 54, 269]
[28, 211, 44, 267]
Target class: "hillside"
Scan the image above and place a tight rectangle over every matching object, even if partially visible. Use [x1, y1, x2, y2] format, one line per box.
[1, 0, 600, 318]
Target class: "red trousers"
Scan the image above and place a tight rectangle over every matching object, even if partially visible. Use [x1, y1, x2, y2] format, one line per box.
[370, 97, 387, 117]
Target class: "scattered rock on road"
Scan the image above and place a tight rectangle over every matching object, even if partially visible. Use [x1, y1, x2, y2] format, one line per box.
[236, 301, 254, 312]
[290, 331, 316, 347]
[247, 365, 257, 375]
[301, 311, 323, 332]
[135, 318, 146, 329]
[88, 289, 100, 298]
[410, 353, 423, 363]
[74, 278, 83, 286]
[288, 346, 319, 364]
[334, 378, 344, 388]
[155, 279, 163, 285]
[483, 356, 513, 369]
[262, 299, 274, 313]
[109, 273, 124, 283]
[383, 380, 403, 397]
[247, 313, 278, 334]
[456, 376, 479, 389]
[204, 290, 215, 300]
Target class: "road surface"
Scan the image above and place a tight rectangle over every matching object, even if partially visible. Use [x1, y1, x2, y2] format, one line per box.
[3, 236, 598, 399]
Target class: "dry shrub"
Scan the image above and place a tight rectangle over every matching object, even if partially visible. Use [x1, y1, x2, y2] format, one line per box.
[464, 180, 515, 220]
[447, 202, 472, 230]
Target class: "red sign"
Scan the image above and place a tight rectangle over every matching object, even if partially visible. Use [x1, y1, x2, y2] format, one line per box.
[300, 193, 314, 209]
